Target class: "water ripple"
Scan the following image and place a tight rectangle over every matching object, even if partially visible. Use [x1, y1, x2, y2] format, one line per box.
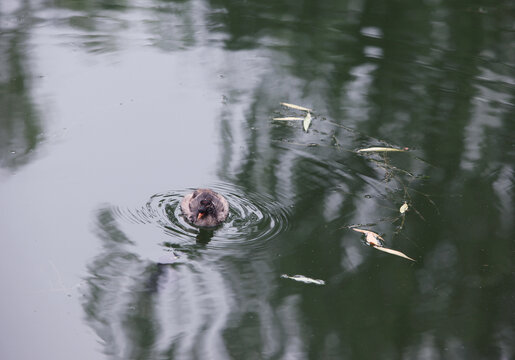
[113, 183, 291, 253]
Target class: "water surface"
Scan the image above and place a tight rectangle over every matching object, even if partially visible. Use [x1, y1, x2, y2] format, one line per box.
[1, 0, 514, 359]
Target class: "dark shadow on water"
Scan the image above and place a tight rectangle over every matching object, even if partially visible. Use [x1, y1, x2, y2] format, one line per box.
[210, 1, 515, 359]
[0, 4, 43, 170]
[85, 208, 168, 359]
[195, 228, 215, 244]
[85, 206, 288, 359]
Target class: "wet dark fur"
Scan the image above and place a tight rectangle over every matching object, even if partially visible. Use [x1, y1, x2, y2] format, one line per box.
[180, 189, 229, 227]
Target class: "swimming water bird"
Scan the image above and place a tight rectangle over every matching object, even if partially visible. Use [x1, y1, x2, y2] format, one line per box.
[180, 189, 229, 227]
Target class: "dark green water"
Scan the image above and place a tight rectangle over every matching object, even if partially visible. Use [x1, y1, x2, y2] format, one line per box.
[1, 0, 514, 359]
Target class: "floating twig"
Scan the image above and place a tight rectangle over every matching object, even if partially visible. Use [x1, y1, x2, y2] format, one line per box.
[280, 102, 312, 112]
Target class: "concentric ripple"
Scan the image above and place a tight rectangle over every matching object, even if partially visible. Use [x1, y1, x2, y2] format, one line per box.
[113, 183, 291, 252]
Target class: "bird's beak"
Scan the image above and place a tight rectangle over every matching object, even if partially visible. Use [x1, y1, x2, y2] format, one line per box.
[197, 212, 205, 220]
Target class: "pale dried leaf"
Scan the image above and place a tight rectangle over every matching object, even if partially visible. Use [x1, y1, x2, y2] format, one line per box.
[303, 112, 312, 132]
[351, 228, 370, 235]
[273, 117, 305, 121]
[357, 147, 405, 153]
[281, 274, 325, 285]
[366, 232, 383, 247]
[280, 102, 312, 112]
[374, 246, 416, 262]
[352, 228, 385, 246]
[400, 202, 409, 214]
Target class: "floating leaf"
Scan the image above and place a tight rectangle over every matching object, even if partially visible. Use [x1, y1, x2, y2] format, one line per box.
[273, 117, 304, 121]
[400, 202, 409, 214]
[280, 102, 312, 112]
[357, 147, 406, 153]
[352, 228, 385, 247]
[281, 274, 325, 285]
[373, 246, 416, 262]
[303, 112, 312, 132]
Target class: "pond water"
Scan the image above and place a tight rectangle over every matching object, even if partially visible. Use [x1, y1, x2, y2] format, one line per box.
[1, 0, 514, 359]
